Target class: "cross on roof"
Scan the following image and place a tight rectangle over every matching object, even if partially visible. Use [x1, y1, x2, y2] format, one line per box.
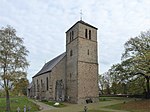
[80, 10, 83, 21]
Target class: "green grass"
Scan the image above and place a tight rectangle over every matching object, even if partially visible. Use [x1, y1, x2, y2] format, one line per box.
[41, 100, 66, 108]
[99, 97, 111, 102]
[3, 96, 147, 112]
[100, 96, 132, 100]
[42, 97, 149, 112]
[105, 99, 150, 112]
[0, 97, 39, 112]
[80, 110, 109, 112]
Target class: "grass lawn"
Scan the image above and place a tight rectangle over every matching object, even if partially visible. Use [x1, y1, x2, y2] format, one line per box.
[42, 97, 128, 112]
[106, 99, 150, 112]
[41, 100, 66, 107]
[2, 96, 147, 112]
[100, 96, 134, 101]
[0, 97, 39, 112]
[79, 110, 109, 112]
[42, 97, 149, 112]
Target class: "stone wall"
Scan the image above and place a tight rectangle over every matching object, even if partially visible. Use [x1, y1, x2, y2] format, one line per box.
[78, 62, 99, 104]
[78, 23, 97, 42]
[66, 38, 78, 103]
[50, 56, 66, 101]
[78, 37, 98, 63]
[66, 21, 99, 104]
[32, 55, 66, 101]
[32, 72, 50, 100]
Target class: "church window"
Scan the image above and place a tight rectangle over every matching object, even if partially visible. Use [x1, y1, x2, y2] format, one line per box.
[70, 34, 71, 42]
[37, 79, 39, 86]
[41, 79, 43, 87]
[89, 30, 91, 40]
[88, 49, 89, 55]
[37, 79, 39, 92]
[70, 50, 73, 56]
[72, 31, 74, 40]
[85, 29, 88, 38]
[70, 73, 72, 79]
[70, 36, 71, 42]
[46, 77, 48, 91]
[70, 32, 72, 42]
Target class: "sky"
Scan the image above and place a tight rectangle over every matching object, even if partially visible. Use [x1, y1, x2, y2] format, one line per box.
[0, 0, 150, 82]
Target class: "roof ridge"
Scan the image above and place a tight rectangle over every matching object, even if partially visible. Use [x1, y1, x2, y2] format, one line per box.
[66, 20, 97, 33]
[33, 52, 66, 78]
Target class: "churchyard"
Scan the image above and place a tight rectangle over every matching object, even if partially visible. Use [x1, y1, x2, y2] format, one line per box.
[1, 96, 149, 112]
[43, 97, 149, 112]
[0, 97, 39, 112]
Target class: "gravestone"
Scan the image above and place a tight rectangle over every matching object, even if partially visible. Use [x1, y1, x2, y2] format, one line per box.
[24, 105, 26, 112]
[84, 105, 87, 112]
[17, 107, 20, 112]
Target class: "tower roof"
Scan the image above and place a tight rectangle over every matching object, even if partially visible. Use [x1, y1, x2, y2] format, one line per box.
[33, 52, 66, 78]
[66, 20, 98, 33]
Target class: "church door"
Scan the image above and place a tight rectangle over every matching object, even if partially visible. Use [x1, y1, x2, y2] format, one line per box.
[55, 80, 64, 101]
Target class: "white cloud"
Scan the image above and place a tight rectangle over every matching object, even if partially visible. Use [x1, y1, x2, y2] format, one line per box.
[0, 0, 150, 81]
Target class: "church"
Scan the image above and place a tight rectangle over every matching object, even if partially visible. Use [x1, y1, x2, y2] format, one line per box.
[27, 20, 99, 104]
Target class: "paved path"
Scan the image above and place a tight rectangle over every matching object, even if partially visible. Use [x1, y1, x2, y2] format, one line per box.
[30, 100, 56, 112]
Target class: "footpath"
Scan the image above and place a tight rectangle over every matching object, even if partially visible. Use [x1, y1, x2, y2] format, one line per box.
[30, 100, 56, 112]
[30, 99, 131, 112]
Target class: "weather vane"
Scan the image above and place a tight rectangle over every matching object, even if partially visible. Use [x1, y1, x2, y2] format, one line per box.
[80, 10, 83, 21]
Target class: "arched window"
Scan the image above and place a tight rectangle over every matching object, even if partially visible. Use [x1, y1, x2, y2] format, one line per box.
[72, 31, 74, 40]
[70, 36, 71, 42]
[70, 32, 72, 42]
[41, 79, 43, 87]
[46, 77, 48, 91]
[37, 79, 39, 92]
[89, 30, 91, 40]
[88, 49, 89, 55]
[85, 29, 88, 38]
[70, 73, 72, 79]
[70, 50, 73, 56]
[37, 79, 38, 85]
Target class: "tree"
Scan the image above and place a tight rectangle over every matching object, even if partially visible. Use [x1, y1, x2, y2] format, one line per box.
[103, 72, 112, 94]
[98, 72, 112, 95]
[109, 63, 130, 94]
[109, 59, 147, 95]
[109, 64, 120, 94]
[13, 77, 29, 96]
[122, 30, 150, 98]
[127, 77, 145, 95]
[0, 26, 29, 111]
[98, 75, 105, 95]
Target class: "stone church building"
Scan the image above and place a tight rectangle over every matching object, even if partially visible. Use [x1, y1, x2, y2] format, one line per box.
[28, 20, 99, 104]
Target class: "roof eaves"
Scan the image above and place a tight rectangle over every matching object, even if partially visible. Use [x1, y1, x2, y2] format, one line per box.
[32, 52, 66, 78]
[66, 20, 97, 33]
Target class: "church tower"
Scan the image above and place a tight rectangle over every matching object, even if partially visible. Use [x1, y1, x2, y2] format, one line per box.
[66, 20, 99, 104]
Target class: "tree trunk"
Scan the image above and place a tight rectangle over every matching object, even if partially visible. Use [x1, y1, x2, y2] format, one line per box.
[6, 89, 10, 112]
[145, 76, 150, 99]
